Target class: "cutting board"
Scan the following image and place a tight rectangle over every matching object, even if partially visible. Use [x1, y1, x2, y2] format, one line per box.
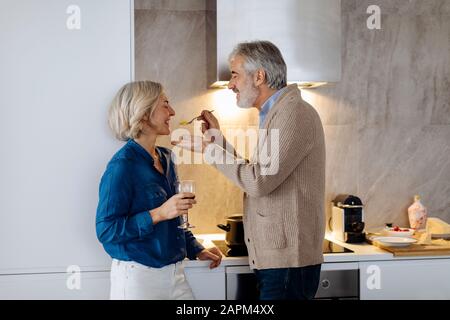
[367, 237, 450, 257]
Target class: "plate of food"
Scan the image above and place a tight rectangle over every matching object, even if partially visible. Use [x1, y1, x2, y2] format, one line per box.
[382, 226, 415, 237]
[372, 236, 417, 247]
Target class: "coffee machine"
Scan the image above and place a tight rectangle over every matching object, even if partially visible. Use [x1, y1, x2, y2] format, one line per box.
[331, 194, 366, 243]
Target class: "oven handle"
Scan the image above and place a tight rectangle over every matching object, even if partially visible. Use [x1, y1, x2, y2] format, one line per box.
[225, 263, 359, 274]
[321, 262, 359, 271]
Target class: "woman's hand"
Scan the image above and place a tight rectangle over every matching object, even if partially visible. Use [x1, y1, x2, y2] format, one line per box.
[197, 247, 223, 269]
[150, 192, 196, 224]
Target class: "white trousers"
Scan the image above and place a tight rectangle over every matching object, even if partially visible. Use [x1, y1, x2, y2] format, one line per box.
[110, 259, 194, 300]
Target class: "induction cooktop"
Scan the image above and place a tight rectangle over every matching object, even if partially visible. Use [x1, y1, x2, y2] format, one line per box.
[211, 239, 353, 257]
[322, 239, 354, 254]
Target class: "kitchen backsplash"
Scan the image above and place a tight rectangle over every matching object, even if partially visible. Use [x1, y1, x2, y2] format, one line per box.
[135, 0, 450, 233]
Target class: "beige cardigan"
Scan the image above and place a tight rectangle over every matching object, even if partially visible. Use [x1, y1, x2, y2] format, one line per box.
[204, 84, 326, 269]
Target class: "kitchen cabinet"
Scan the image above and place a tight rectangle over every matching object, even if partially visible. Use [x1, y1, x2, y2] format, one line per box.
[0, 264, 225, 300]
[185, 264, 258, 300]
[184, 266, 226, 300]
[225, 266, 258, 300]
[0, 272, 110, 299]
[185, 261, 361, 300]
[360, 259, 450, 299]
[187, 257, 450, 300]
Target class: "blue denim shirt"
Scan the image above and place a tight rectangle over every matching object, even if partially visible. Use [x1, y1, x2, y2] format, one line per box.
[259, 87, 285, 128]
[96, 139, 204, 268]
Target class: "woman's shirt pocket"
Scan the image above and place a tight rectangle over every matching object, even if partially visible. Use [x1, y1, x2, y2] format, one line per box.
[135, 183, 168, 211]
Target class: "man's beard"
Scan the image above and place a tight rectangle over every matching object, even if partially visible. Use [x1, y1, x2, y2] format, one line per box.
[236, 79, 259, 109]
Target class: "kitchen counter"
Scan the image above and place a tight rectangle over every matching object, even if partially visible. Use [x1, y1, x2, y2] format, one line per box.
[185, 234, 248, 268]
[185, 233, 450, 300]
[185, 233, 450, 268]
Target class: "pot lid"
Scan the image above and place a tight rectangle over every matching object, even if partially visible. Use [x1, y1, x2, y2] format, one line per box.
[226, 214, 243, 220]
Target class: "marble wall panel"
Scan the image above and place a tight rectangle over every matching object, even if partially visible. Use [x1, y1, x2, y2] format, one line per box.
[135, 0, 450, 233]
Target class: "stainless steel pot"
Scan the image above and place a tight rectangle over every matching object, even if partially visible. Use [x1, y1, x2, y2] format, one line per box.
[217, 214, 244, 247]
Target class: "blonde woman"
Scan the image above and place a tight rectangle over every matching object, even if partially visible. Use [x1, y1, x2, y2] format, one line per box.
[96, 81, 222, 300]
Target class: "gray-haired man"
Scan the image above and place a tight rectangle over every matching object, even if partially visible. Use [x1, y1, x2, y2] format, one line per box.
[175, 41, 326, 300]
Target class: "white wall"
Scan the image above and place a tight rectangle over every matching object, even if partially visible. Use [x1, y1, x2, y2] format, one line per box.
[0, 0, 133, 298]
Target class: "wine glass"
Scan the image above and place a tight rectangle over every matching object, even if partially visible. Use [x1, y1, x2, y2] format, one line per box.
[176, 180, 195, 229]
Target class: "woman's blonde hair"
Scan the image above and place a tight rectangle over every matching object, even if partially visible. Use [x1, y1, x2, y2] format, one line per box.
[108, 81, 163, 141]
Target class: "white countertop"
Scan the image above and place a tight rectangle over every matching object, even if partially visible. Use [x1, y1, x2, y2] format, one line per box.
[323, 234, 393, 262]
[184, 233, 450, 268]
[185, 233, 249, 268]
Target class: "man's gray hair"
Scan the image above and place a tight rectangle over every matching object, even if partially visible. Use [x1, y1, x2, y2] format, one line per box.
[229, 41, 287, 90]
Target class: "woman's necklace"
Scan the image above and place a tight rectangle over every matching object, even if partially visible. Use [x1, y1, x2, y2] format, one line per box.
[150, 150, 159, 161]
[151, 149, 164, 174]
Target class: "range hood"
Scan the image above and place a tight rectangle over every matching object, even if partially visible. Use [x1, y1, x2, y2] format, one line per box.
[207, 0, 341, 89]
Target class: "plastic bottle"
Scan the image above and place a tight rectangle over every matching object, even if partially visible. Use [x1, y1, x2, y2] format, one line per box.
[408, 195, 427, 230]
